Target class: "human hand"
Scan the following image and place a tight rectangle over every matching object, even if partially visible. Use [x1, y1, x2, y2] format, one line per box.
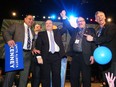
[90, 56, 94, 64]
[7, 40, 15, 47]
[105, 72, 116, 87]
[84, 34, 93, 41]
[32, 48, 40, 55]
[60, 10, 67, 18]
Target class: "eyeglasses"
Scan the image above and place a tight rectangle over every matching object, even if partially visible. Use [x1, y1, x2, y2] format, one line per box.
[77, 20, 85, 23]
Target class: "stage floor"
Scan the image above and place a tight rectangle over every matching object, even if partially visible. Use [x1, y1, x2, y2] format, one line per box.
[27, 81, 103, 87]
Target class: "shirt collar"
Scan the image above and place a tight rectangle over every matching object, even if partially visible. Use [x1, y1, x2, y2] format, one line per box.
[24, 23, 30, 29]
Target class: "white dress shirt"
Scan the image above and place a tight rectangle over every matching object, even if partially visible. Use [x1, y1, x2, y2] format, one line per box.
[47, 31, 60, 52]
[23, 23, 33, 50]
[36, 30, 60, 59]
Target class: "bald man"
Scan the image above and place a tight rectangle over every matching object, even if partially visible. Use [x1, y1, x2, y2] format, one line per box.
[35, 20, 66, 87]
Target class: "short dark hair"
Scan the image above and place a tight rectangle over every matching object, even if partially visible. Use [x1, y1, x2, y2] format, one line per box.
[25, 14, 33, 18]
[34, 23, 42, 28]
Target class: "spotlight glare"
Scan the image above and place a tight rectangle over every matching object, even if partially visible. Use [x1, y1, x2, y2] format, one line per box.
[48, 16, 51, 19]
[33, 16, 35, 18]
[90, 19, 93, 22]
[86, 18, 89, 20]
[68, 16, 78, 28]
[107, 18, 112, 22]
[12, 12, 17, 17]
[69, 15, 75, 19]
[58, 17, 61, 20]
[43, 16, 46, 19]
[51, 15, 56, 19]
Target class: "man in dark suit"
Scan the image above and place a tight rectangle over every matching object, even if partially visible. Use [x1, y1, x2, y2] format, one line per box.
[35, 20, 66, 87]
[60, 10, 96, 87]
[84, 11, 116, 87]
[31, 24, 42, 87]
[2, 15, 35, 87]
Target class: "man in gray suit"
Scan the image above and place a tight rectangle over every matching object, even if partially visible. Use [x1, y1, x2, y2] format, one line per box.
[2, 15, 35, 87]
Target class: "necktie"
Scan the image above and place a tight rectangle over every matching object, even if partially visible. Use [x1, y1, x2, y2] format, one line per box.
[27, 27, 31, 49]
[97, 28, 102, 37]
[50, 31, 55, 53]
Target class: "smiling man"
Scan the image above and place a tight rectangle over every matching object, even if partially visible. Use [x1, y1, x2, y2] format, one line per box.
[84, 11, 116, 87]
[35, 20, 66, 87]
[2, 15, 35, 87]
[60, 10, 96, 87]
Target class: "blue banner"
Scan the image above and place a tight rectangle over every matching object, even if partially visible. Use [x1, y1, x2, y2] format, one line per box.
[5, 42, 24, 72]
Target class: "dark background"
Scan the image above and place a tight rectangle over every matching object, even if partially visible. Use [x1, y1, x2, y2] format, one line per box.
[0, 0, 116, 25]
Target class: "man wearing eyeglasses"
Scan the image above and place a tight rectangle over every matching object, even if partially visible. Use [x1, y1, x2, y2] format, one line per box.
[60, 10, 96, 87]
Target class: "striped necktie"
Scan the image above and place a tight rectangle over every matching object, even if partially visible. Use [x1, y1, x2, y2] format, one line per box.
[97, 28, 102, 37]
[27, 27, 31, 49]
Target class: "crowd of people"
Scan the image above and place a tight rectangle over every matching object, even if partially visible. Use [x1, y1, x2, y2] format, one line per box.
[1, 10, 116, 87]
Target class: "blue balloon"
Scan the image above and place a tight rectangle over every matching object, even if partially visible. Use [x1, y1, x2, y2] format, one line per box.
[93, 46, 112, 65]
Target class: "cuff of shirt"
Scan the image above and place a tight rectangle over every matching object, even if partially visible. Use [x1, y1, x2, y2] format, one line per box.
[62, 16, 67, 19]
[36, 56, 42, 59]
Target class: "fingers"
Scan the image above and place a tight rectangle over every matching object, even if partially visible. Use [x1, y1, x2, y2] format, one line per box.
[60, 10, 66, 18]
[90, 60, 94, 64]
[111, 73, 113, 80]
[32, 49, 41, 55]
[113, 76, 116, 81]
[83, 34, 88, 37]
[105, 73, 108, 82]
[105, 72, 116, 82]
[36, 50, 40, 54]
[34, 50, 40, 54]
[90, 56, 94, 64]
[84, 34, 93, 41]
[7, 40, 15, 47]
[32, 51, 34, 55]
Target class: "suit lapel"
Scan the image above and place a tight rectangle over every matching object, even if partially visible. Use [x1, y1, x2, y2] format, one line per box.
[53, 30, 58, 44]
[45, 31, 49, 49]
[53, 30, 56, 40]
[20, 24, 25, 44]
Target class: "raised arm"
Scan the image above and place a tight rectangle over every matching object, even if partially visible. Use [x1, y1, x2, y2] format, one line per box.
[60, 10, 76, 36]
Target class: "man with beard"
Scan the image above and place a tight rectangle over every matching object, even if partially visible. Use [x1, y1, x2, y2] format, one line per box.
[60, 10, 96, 87]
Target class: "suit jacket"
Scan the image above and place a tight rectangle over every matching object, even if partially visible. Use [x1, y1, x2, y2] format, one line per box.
[2, 23, 35, 49]
[63, 19, 96, 65]
[94, 23, 116, 62]
[35, 29, 66, 60]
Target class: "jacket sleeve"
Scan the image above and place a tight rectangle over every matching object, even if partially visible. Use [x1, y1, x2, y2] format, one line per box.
[2, 24, 16, 43]
[62, 19, 76, 37]
[35, 33, 42, 56]
[90, 28, 97, 55]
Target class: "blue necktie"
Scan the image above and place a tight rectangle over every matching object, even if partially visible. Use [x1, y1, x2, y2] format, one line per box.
[27, 27, 31, 49]
[50, 31, 55, 53]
